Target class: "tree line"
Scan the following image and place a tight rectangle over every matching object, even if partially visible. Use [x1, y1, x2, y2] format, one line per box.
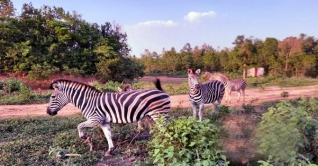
[139, 35, 318, 78]
[1, 0, 318, 82]
[0, 0, 145, 82]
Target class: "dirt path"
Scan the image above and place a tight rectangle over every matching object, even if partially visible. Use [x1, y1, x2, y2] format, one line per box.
[1, 85, 318, 119]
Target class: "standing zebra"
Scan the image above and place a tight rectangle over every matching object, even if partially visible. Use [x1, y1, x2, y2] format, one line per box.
[46, 79, 170, 156]
[202, 71, 246, 103]
[187, 69, 225, 121]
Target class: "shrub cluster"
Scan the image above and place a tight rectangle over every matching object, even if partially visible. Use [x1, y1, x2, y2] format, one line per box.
[148, 116, 229, 166]
[256, 98, 318, 165]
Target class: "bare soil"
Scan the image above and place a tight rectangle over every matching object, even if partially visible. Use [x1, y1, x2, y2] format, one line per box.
[1, 84, 318, 119]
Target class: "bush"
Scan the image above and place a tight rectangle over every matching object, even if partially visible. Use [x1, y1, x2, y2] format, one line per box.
[0, 78, 32, 104]
[255, 99, 318, 165]
[148, 117, 229, 166]
[89, 80, 123, 92]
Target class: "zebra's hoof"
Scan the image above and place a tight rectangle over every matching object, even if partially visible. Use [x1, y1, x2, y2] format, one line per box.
[105, 152, 112, 157]
[104, 147, 115, 156]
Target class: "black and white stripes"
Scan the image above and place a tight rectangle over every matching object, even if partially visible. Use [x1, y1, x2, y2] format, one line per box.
[188, 69, 225, 121]
[47, 79, 170, 156]
[202, 71, 246, 103]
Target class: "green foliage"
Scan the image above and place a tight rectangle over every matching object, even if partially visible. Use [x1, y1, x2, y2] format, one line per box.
[0, 78, 50, 105]
[0, 78, 31, 104]
[148, 117, 229, 166]
[164, 82, 189, 95]
[0, 3, 143, 82]
[255, 99, 318, 165]
[246, 75, 318, 88]
[89, 80, 123, 92]
[0, 116, 105, 165]
[27, 63, 60, 80]
[96, 57, 145, 82]
[103, 81, 125, 92]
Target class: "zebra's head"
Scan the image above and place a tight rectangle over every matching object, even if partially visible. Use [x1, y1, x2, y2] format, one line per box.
[47, 81, 70, 116]
[118, 84, 133, 92]
[187, 68, 201, 93]
[201, 71, 211, 79]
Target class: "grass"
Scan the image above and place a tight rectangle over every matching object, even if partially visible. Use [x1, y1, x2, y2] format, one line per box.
[1, 99, 318, 165]
[246, 75, 318, 88]
[0, 107, 217, 166]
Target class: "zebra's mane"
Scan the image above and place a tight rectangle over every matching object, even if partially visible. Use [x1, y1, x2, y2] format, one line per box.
[50, 79, 101, 92]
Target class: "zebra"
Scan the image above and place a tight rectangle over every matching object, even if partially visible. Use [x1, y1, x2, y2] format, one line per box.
[117, 83, 156, 131]
[46, 79, 170, 156]
[202, 71, 246, 103]
[187, 69, 225, 121]
[117, 83, 134, 92]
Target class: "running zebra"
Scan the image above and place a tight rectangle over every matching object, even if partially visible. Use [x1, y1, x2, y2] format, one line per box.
[202, 71, 246, 103]
[47, 79, 170, 156]
[187, 69, 225, 121]
[117, 83, 154, 131]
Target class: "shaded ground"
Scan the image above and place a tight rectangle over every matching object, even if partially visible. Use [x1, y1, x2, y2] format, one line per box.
[1, 84, 318, 119]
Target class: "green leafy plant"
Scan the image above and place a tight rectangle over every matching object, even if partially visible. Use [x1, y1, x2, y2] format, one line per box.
[148, 117, 229, 166]
[255, 99, 318, 165]
[0, 78, 32, 104]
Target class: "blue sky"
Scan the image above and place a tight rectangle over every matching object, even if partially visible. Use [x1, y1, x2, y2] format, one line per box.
[13, 0, 318, 57]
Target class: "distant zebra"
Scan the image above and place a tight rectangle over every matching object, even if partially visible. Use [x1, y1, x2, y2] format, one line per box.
[117, 83, 134, 92]
[187, 69, 225, 121]
[202, 71, 246, 103]
[47, 79, 170, 156]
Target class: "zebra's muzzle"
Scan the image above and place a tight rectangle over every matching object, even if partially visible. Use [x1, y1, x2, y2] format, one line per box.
[47, 107, 57, 116]
[194, 84, 200, 92]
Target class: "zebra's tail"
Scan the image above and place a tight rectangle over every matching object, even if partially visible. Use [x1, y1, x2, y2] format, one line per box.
[153, 78, 164, 91]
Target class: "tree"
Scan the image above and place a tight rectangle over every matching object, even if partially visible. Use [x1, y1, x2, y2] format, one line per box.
[180, 43, 194, 70]
[278, 37, 302, 75]
[261, 38, 278, 75]
[300, 34, 317, 54]
[0, 0, 15, 17]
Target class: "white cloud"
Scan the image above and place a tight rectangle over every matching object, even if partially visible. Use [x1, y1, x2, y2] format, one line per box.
[135, 20, 178, 27]
[184, 11, 216, 22]
[124, 20, 180, 56]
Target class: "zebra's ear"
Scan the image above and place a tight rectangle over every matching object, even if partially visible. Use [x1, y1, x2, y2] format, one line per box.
[195, 69, 201, 75]
[52, 83, 59, 91]
[118, 87, 122, 92]
[187, 69, 193, 74]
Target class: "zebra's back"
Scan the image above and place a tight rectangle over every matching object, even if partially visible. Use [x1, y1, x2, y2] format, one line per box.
[201, 80, 225, 104]
[228, 79, 246, 91]
[98, 89, 170, 124]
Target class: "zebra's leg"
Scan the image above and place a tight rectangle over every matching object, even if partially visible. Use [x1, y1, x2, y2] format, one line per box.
[100, 123, 115, 156]
[137, 116, 153, 132]
[213, 98, 223, 114]
[198, 103, 204, 121]
[144, 116, 153, 129]
[225, 89, 230, 103]
[190, 101, 197, 118]
[237, 90, 241, 101]
[228, 90, 232, 103]
[77, 120, 99, 151]
[242, 89, 245, 101]
[137, 120, 143, 131]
